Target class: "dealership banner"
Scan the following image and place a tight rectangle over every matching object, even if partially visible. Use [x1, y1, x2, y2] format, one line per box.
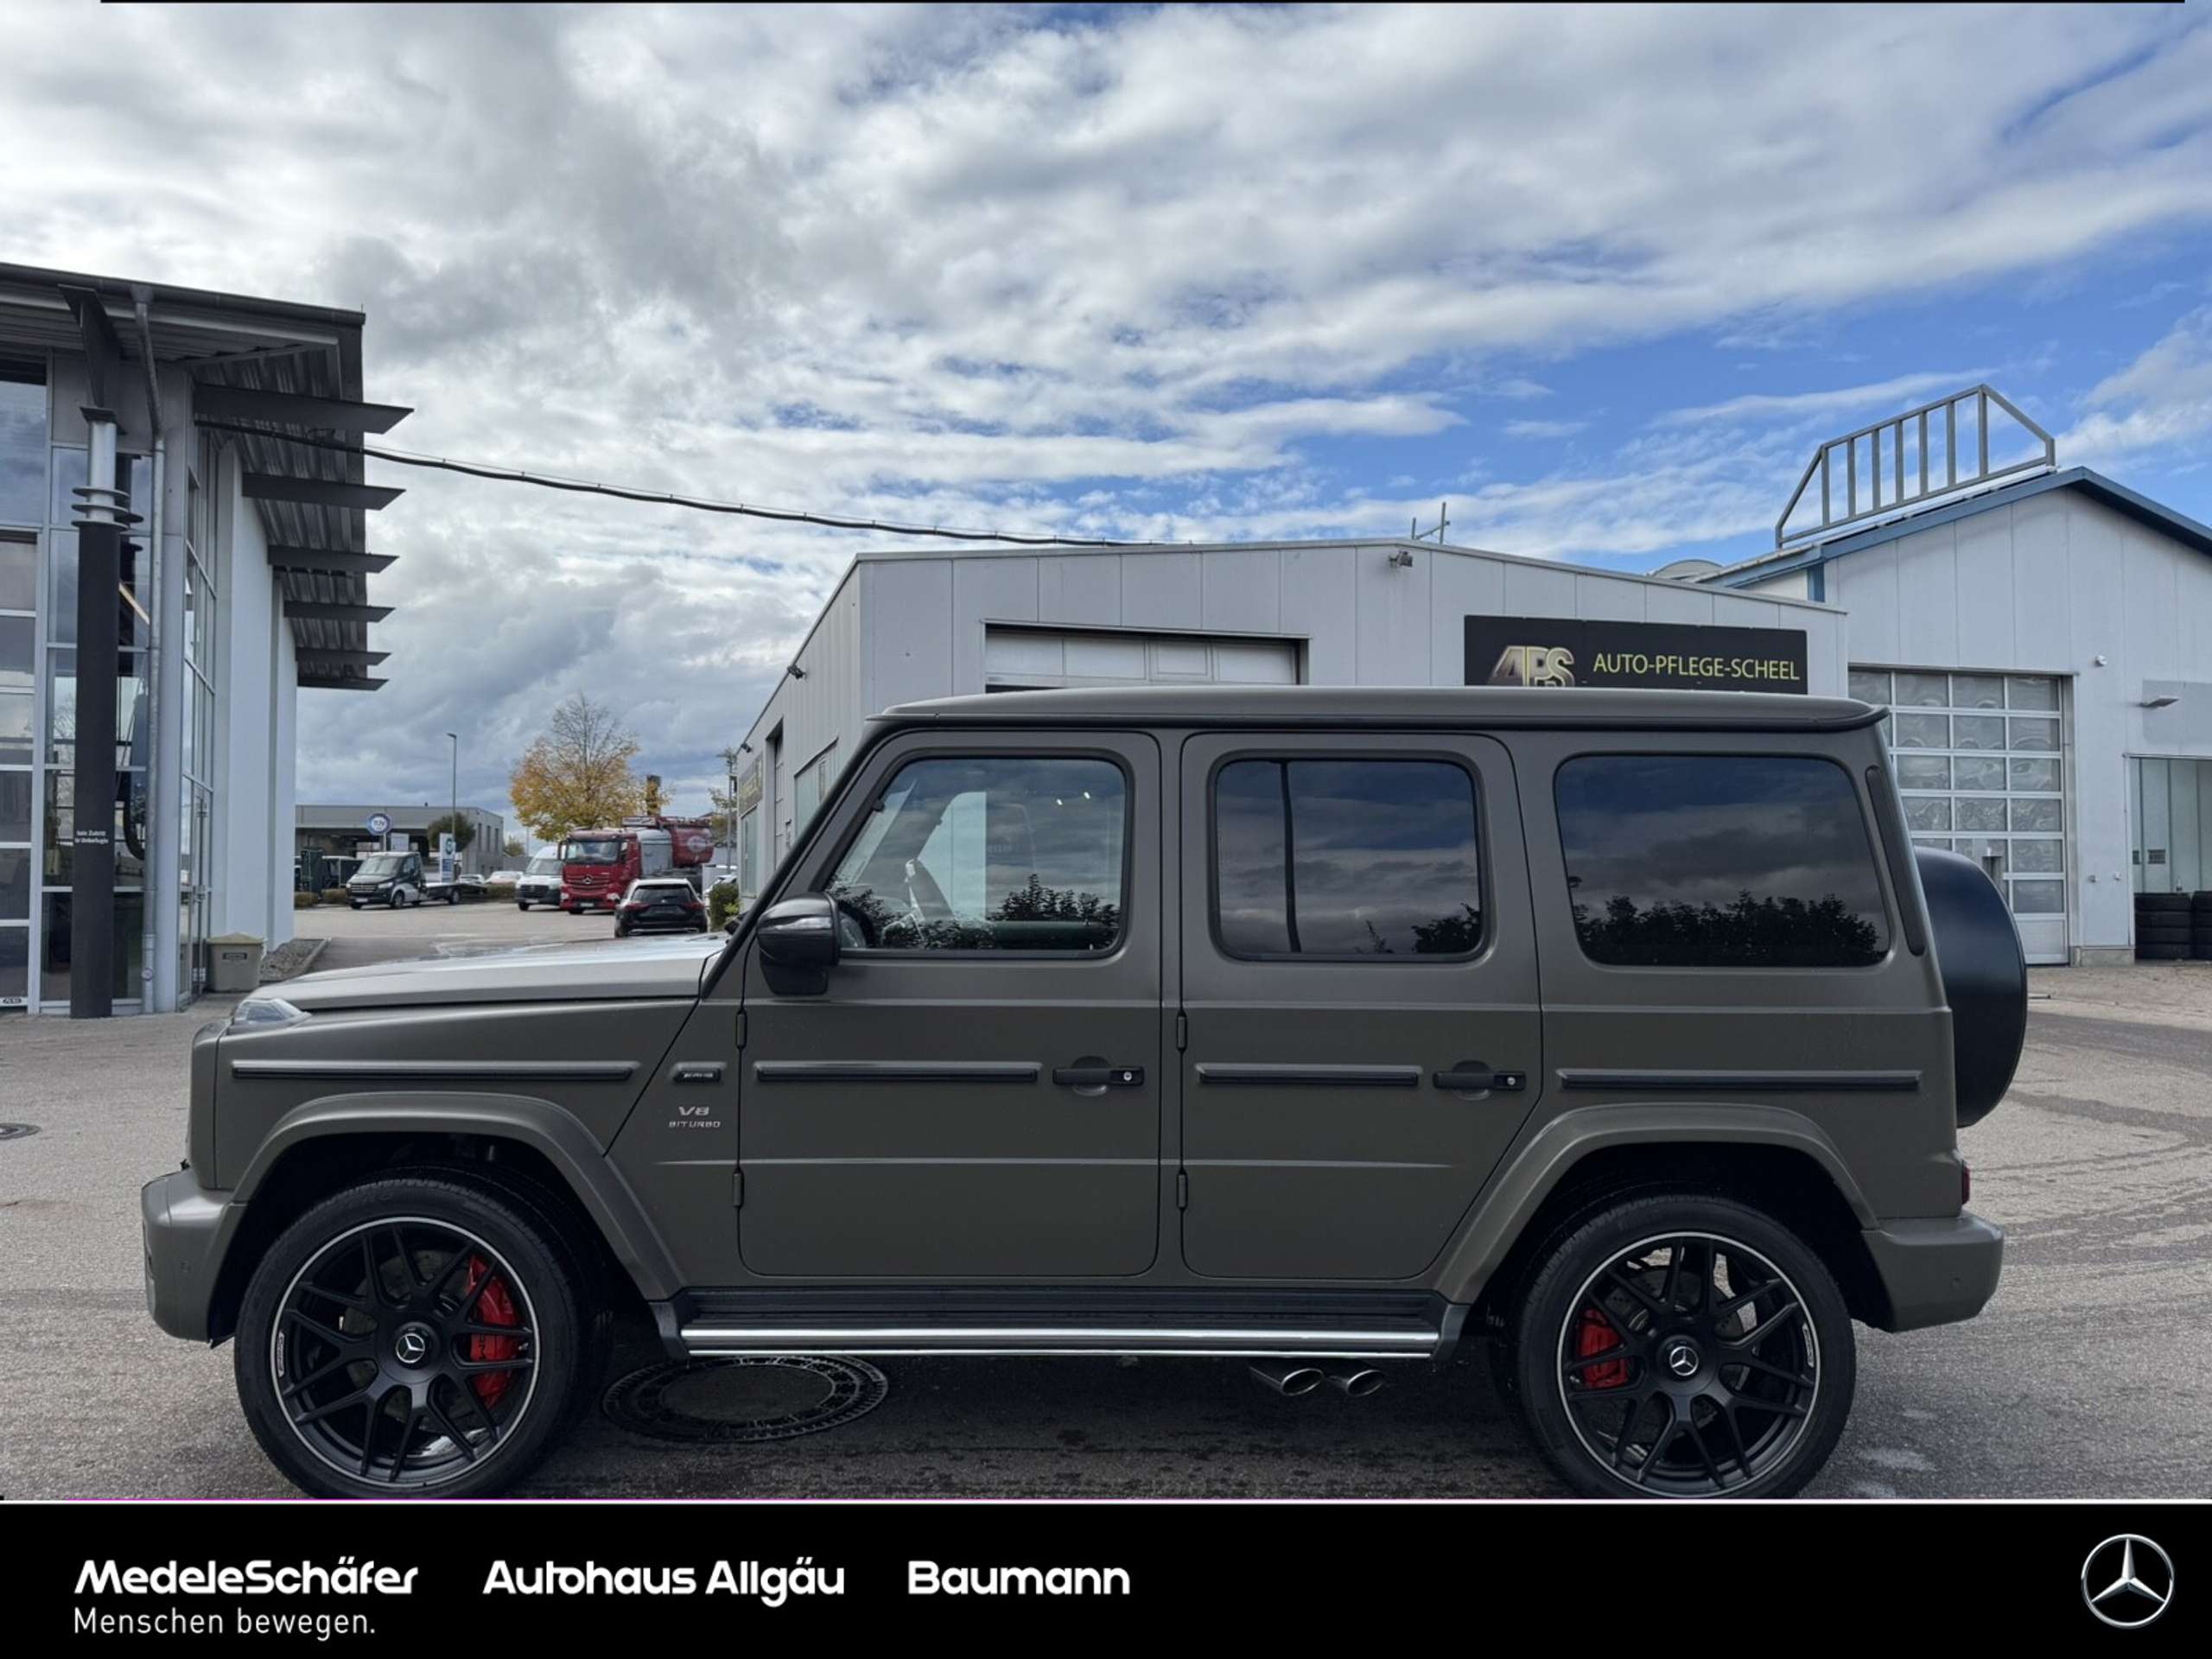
[1465, 614, 1809, 693]
[17, 1499, 2207, 1640]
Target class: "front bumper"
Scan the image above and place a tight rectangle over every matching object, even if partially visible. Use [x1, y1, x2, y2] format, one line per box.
[1863, 1210, 2004, 1332]
[141, 1167, 242, 1343]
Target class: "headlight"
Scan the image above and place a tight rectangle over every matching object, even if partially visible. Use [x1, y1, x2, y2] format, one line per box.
[229, 996, 309, 1032]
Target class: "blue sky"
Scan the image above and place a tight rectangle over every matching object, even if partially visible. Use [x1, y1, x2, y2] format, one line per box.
[8, 2, 2212, 834]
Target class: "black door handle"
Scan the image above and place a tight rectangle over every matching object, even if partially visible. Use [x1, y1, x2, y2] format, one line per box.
[1433, 1065, 1525, 1093]
[1052, 1065, 1145, 1089]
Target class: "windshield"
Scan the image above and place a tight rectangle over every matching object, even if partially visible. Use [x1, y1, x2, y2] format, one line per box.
[563, 837, 625, 863]
[357, 854, 404, 879]
[526, 855, 562, 876]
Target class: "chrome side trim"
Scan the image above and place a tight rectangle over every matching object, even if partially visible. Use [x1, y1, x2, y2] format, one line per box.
[230, 1058, 639, 1083]
[753, 1061, 1042, 1084]
[1556, 1068, 1922, 1093]
[1195, 1064, 1422, 1089]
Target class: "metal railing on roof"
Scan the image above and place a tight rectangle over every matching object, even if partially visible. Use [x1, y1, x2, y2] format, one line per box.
[1774, 384, 2055, 549]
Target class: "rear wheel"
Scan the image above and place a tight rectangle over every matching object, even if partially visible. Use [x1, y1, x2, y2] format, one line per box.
[1497, 1192, 1854, 1498]
[233, 1175, 593, 1498]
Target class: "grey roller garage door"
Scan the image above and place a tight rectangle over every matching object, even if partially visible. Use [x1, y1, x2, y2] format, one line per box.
[983, 626, 1300, 691]
[1853, 666, 2069, 965]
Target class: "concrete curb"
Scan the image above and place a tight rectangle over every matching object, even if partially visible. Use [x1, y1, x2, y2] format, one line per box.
[258, 936, 329, 984]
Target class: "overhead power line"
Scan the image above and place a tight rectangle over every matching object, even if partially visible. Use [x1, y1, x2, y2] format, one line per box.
[194, 420, 1134, 547]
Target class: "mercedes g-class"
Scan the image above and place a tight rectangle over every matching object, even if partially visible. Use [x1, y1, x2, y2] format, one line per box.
[143, 686, 2023, 1498]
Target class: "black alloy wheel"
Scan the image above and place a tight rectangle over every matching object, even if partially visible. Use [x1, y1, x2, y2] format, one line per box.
[237, 1177, 592, 1497]
[1501, 1193, 1853, 1498]
[272, 1218, 536, 1488]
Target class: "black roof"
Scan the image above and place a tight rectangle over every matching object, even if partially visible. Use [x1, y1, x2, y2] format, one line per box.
[876, 683, 1878, 732]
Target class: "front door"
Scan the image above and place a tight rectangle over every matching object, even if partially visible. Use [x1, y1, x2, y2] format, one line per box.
[1178, 732, 1543, 1281]
[738, 730, 1163, 1279]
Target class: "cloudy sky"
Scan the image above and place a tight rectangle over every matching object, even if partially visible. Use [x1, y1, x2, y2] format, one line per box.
[9, 3, 2212, 841]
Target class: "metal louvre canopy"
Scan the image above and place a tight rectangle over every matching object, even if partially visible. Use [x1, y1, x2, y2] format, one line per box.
[0, 262, 410, 691]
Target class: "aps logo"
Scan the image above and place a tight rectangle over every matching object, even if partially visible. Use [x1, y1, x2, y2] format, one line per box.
[1489, 644, 1576, 688]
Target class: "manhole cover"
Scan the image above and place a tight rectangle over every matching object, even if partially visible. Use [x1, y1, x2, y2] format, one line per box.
[601, 1355, 888, 1444]
[0, 1123, 38, 1142]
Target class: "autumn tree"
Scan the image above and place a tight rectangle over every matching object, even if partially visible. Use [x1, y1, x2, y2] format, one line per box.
[508, 693, 645, 842]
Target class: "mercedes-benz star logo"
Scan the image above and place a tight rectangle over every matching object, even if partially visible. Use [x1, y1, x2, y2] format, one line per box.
[393, 1327, 430, 1366]
[1664, 1341, 1700, 1378]
[2082, 1535, 2175, 1629]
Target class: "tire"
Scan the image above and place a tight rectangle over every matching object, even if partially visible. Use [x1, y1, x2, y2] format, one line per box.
[2138, 941, 2188, 960]
[516, 901, 529, 912]
[2137, 892, 2191, 913]
[232, 1173, 594, 1499]
[387, 891, 403, 910]
[1496, 1192, 1855, 1499]
[2138, 922, 2190, 942]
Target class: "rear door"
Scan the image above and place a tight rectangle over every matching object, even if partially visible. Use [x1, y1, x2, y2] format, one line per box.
[1177, 731, 1543, 1281]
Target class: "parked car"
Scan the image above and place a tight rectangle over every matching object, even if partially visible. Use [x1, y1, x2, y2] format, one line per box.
[143, 685, 2023, 1499]
[514, 849, 564, 910]
[614, 876, 709, 937]
[486, 870, 520, 891]
[344, 850, 429, 909]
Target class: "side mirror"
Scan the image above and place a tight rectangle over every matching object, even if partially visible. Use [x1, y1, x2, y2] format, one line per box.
[755, 893, 840, 974]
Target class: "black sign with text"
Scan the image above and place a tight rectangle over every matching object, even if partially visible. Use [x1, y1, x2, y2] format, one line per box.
[1465, 613, 1808, 693]
[17, 1498, 2209, 1642]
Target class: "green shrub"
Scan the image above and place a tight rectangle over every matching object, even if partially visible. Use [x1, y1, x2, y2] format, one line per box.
[321, 887, 350, 906]
[293, 891, 320, 909]
[708, 880, 744, 931]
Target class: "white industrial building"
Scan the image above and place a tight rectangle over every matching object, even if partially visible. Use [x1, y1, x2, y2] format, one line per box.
[735, 384, 2212, 967]
[0, 264, 402, 1014]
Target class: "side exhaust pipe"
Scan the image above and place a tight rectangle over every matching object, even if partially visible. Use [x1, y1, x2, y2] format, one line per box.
[1326, 1366, 1386, 1397]
[1249, 1360, 1325, 1397]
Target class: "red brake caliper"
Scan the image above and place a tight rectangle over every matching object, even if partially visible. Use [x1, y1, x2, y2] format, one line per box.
[1574, 1306, 1630, 1389]
[461, 1255, 521, 1408]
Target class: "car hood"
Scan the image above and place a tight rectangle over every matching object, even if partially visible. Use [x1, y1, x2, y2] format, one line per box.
[275, 933, 726, 1012]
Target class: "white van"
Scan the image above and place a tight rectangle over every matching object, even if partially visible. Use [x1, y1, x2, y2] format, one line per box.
[514, 848, 565, 910]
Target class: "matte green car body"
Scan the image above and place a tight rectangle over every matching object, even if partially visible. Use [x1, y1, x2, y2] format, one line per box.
[144, 687, 2003, 1475]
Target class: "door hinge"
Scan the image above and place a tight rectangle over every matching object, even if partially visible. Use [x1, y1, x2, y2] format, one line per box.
[734, 1009, 748, 1049]
[732, 1168, 744, 1208]
[1176, 1169, 1188, 1210]
[1174, 1011, 1188, 1052]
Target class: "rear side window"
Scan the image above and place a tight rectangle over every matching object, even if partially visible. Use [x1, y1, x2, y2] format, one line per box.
[1213, 758, 1483, 957]
[1555, 755, 1889, 968]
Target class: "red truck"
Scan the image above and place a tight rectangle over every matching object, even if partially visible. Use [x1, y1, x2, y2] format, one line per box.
[558, 814, 717, 912]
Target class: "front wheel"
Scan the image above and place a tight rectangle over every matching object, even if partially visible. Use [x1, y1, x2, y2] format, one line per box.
[233, 1174, 594, 1498]
[1496, 1192, 1855, 1498]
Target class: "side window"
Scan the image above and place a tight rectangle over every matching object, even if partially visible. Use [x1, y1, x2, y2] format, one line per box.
[827, 755, 1126, 952]
[1554, 754, 1889, 968]
[1213, 758, 1483, 958]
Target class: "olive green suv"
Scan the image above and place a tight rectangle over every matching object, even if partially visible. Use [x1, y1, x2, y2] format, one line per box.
[143, 686, 2020, 1498]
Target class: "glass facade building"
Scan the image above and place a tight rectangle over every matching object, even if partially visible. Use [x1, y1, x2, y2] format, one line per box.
[0, 264, 398, 1014]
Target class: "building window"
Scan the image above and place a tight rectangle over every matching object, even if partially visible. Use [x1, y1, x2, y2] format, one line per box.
[1555, 754, 1890, 969]
[1212, 758, 1484, 958]
[792, 740, 837, 832]
[0, 361, 43, 528]
[826, 754, 1126, 952]
[739, 805, 759, 897]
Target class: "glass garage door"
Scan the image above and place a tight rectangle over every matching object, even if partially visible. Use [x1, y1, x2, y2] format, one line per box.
[1851, 667, 2069, 965]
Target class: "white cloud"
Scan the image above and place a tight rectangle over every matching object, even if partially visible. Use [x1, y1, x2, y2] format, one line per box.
[3, 2, 2209, 823]
[1659, 371, 1997, 428]
[2063, 307, 2212, 472]
[1503, 418, 1590, 441]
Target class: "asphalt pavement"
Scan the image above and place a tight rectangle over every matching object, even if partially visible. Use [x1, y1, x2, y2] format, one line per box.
[2, 920, 2207, 1500]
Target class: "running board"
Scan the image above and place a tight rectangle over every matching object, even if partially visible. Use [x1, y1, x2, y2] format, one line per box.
[678, 1325, 1439, 1360]
[663, 1288, 1462, 1363]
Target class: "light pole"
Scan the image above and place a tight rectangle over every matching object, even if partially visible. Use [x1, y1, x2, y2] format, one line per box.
[445, 732, 459, 875]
